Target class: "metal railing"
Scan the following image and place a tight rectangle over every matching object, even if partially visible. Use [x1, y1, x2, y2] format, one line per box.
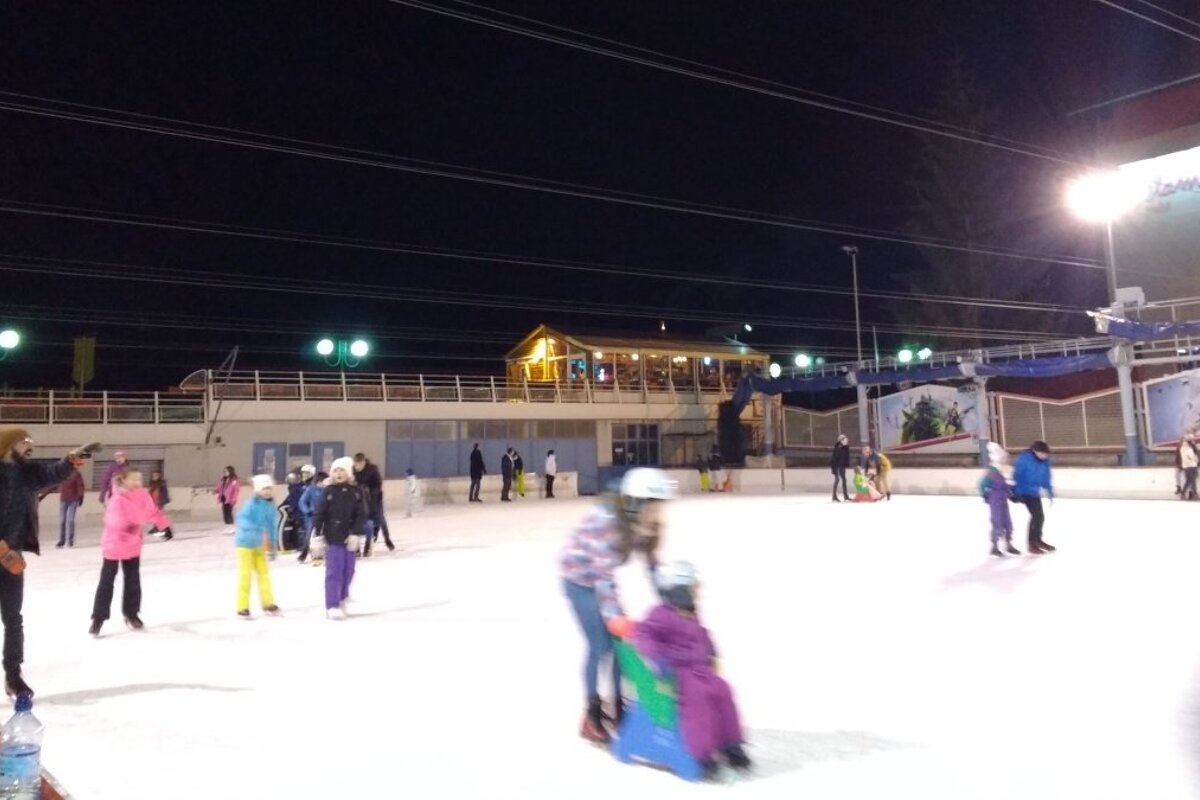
[781, 403, 860, 449]
[991, 388, 1124, 451]
[0, 391, 205, 425]
[207, 370, 734, 405]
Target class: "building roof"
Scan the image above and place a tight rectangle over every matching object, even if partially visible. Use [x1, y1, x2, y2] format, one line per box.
[505, 325, 767, 360]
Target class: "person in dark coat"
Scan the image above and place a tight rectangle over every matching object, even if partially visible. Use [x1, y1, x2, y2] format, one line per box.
[468, 443, 485, 502]
[0, 428, 99, 696]
[830, 434, 851, 502]
[353, 453, 394, 555]
[500, 448, 515, 502]
[314, 457, 367, 619]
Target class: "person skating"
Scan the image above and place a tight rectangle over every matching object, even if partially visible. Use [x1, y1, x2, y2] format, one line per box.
[1179, 436, 1198, 501]
[980, 443, 1019, 557]
[500, 448, 514, 502]
[1012, 441, 1056, 554]
[468, 443, 485, 502]
[296, 471, 328, 564]
[514, 451, 526, 498]
[404, 468, 418, 518]
[544, 450, 557, 498]
[148, 469, 173, 540]
[0, 429, 99, 696]
[235, 475, 281, 619]
[861, 444, 891, 501]
[90, 465, 174, 637]
[56, 469, 85, 548]
[696, 454, 710, 493]
[830, 434, 851, 502]
[708, 449, 723, 493]
[98, 450, 127, 505]
[629, 561, 751, 779]
[313, 457, 366, 620]
[560, 468, 672, 744]
[851, 467, 883, 502]
[215, 466, 240, 530]
[353, 453, 393, 554]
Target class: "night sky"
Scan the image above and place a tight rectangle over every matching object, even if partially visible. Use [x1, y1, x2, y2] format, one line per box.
[3, 1, 1200, 390]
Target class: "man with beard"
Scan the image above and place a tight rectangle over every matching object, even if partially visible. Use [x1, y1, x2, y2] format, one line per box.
[0, 429, 100, 696]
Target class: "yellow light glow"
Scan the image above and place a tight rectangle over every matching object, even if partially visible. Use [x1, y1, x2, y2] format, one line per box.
[595, 351, 604, 359]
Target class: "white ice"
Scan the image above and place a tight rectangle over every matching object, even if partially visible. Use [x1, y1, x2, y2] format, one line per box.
[22, 492, 1200, 799]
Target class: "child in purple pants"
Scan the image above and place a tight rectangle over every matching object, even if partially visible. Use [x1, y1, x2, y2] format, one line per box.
[981, 443, 1020, 558]
[633, 561, 750, 780]
[313, 457, 366, 620]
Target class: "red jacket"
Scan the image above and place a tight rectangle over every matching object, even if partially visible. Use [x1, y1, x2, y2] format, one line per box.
[59, 472, 85, 504]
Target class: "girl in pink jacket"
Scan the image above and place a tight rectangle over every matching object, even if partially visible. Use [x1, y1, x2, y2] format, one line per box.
[89, 466, 173, 637]
[216, 466, 240, 529]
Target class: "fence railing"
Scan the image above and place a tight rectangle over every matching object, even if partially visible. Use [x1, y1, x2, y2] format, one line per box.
[206, 370, 733, 405]
[991, 389, 1124, 450]
[781, 404, 860, 449]
[0, 391, 205, 425]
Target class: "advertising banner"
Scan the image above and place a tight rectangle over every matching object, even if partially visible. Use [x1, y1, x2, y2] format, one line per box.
[1144, 369, 1200, 447]
[878, 384, 980, 453]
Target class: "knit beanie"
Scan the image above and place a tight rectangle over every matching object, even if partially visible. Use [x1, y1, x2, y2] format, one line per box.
[251, 474, 274, 493]
[0, 428, 31, 457]
[330, 456, 355, 477]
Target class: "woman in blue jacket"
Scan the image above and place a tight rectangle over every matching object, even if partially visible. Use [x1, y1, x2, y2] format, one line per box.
[1011, 441, 1056, 554]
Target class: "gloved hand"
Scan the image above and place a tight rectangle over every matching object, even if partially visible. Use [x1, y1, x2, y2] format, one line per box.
[68, 442, 102, 460]
[345, 534, 362, 554]
[0, 542, 25, 575]
[606, 616, 635, 639]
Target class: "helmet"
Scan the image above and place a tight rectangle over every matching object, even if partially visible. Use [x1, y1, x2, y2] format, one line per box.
[655, 560, 699, 612]
[620, 468, 676, 501]
[986, 442, 1007, 465]
[252, 474, 274, 493]
[300, 464, 316, 477]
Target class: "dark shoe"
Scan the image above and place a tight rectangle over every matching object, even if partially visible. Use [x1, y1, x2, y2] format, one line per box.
[990, 545, 1004, 558]
[886, 492, 892, 500]
[237, 610, 251, 619]
[1028, 544, 1045, 555]
[263, 605, 280, 615]
[1005, 542, 1021, 555]
[124, 615, 144, 630]
[162, 527, 174, 542]
[385, 540, 396, 552]
[723, 743, 752, 770]
[1038, 541, 1056, 553]
[699, 759, 720, 780]
[88, 619, 103, 637]
[832, 497, 841, 503]
[5, 673, 32, 699]
[55, 542, 64, 549]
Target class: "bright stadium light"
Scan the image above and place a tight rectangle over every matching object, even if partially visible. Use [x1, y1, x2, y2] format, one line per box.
[917, 347, 933, 360]
[897, 349, 914, 364]
[349, 339, 370, 358]
[794, 353, 811, 369]
[1064, 170, 1142, 224]
[316, 338, 335, 356]
[743, 324, 753, 332]
[0, 329, 18, 350]
[769, 362, 782, 378]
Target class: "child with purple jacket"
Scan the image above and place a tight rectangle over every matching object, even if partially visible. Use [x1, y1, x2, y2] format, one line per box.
[633, 561, 750, 780]
[980, 443, 1019, 558]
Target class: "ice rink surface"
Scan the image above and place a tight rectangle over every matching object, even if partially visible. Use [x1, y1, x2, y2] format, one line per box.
[21, 492, 1200, 798]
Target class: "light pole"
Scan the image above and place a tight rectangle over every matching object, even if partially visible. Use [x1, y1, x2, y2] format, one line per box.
[842, 245, 870, 445]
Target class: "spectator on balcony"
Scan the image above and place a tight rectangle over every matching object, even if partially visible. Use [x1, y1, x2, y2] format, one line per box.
[216, 466, 240, 530]
[99, 451, 128, 505]
[469, 444, 485, 502]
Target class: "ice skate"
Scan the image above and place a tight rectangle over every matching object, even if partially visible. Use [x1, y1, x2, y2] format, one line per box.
[88, 619, 103, 638]
[989, 545, 1004, 558]
[263, 605, 281, 616]
[125, 614, 145, 630]
[4, 673, 33, 699]
[237, 610, 251, 620]
[326, 607, 346, 621]
[1038, 541, 1057, 553]
[1005, 542, 1021, 555]
[723, 743, 752, 771]
[1028, 543, 1045, 555]
[699, 758, 720, 781]
[580, 697, 610, 744]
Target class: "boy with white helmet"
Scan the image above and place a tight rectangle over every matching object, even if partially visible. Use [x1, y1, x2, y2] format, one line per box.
[560, 467, 674, 744]
[980, 442, 1019, 558]
[633, 560, 750, 779]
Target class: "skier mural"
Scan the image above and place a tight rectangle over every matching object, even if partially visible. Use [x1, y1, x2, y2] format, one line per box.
[879, 384, 980, 453]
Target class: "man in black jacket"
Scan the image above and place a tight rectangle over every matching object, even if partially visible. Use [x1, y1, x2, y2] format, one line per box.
[830, 434, 851, 502]
[0, 429, 99, 696]
[353, 453, 394, 555]
[468, 443, 485, 502]
[500, 448, 514, 502]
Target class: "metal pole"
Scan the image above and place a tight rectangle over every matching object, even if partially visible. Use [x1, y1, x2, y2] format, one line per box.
[974, 377, 990, 467]
[1104, 219, 1140, 466]
[843, 246, 863, 364]
[1103, 219, 1119, 306]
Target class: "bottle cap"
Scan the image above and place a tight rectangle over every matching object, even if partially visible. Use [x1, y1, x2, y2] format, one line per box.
[13, 694, 31, 713]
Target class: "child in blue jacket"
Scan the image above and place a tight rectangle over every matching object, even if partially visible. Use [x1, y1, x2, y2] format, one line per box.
[1011, 441, 1056, 554]
[235, 475, 281, 618]
[296, 471, 328, 564]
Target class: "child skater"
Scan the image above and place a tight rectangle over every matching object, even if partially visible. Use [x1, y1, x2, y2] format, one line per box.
[297, 470, 328, 565]
[313, 457, 366, 620]
[851, 466, 883, 502]
[235, 475, 281, 619]
[981, 443, 1020, 558]
[90, 466, 174, 637]
[632, 561, 750, 779]
[405, 468, 418, 518]
[148, 469, 173, 541]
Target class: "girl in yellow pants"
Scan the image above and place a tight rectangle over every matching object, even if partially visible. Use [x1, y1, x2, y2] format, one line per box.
[234, 475, 281, 618]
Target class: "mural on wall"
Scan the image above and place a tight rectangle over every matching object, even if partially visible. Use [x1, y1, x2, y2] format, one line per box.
[1144, 370, 1200, 447]
[878, 384, 979, 453]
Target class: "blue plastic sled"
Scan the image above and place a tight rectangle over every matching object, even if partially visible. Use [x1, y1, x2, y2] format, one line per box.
[611, 640, 702, 781]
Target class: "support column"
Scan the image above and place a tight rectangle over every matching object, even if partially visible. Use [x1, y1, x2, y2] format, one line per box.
[856, 381, 870, 445]
[1116, 352, 1140, 467]
[763, 394, 775, 455]
[974, 377, 990, 467]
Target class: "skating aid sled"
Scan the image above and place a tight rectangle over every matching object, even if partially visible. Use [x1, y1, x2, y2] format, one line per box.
[610, 640, 702, 781]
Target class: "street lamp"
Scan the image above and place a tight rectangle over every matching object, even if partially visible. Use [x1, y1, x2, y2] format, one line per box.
[316, 337, 370, 368]
[897, 348, 914, 364]
[841, 246, 862, 365]
[1064, 170, 1141, 303]
[917, 347, 933, 361]
[794, 353, 811, 369]
[768, 362, 782, 379]
[0, 329, 19, 361]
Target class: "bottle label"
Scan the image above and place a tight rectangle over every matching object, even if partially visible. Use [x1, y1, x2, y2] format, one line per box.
[0, 745, 39, 781]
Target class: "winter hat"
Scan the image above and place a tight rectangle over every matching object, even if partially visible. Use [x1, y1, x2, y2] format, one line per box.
[0, 428, 31, 457]
[986, 442, 1007, 465]
[330, 456, 355, 477]
[655, 560, 700, 612]
[300, 464, 316, 477]
[251, 474, 274, 493]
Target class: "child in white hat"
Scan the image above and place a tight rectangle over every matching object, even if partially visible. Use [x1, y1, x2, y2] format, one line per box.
[313, 457, 367, 619]
[234, 474, 281, 618]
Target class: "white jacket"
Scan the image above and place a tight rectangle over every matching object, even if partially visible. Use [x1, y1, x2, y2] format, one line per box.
[545, 455, 557, 476]
[1181, 442, 1199, 470]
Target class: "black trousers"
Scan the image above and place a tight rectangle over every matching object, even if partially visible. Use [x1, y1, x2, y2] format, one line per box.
[0, 570, 25, 676]
[546, 474, 556, 498]
[501, 475, 512, 500]
[1022, 498, 1045, 548]
[1184, 467, 1198, 499]
[469, 476, 482, 501]
[832, 470, 849, 500]
[92, 558, 141, 622]
[221, 503, 234, 525]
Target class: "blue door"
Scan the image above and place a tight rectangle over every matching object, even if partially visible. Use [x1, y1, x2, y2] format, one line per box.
[252, 442, 287, 482]
[312, 441, 345, 473]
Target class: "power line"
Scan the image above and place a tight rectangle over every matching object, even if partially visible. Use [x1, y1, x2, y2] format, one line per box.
[0, 256, 1071, 343]
[385, 0, 1082, 164]
[0, 202, 1097, 312]
[1127, 0, 1200, 31]
[0, 95, 1104, 268]
[1089, 0, 1200, 44]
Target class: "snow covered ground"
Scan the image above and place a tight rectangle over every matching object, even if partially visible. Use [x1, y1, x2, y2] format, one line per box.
[21, 493, 1200, 799]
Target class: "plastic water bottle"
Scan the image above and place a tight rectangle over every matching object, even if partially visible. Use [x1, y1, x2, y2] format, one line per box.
[0, 695, 42, 799]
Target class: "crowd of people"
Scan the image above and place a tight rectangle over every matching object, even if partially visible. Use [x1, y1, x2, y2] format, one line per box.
[829, 435, 892, 503]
